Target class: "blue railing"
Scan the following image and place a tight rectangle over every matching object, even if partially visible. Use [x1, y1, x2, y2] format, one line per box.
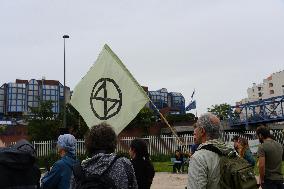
[228, 95, 284, 127]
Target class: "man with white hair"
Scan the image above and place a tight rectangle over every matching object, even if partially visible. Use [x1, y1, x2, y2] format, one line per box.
[187, 113, 226, 189]
[41, 134, 77, 189]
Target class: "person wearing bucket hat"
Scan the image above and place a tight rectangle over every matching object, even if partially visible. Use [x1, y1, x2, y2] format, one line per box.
[41, 134, 78, 189]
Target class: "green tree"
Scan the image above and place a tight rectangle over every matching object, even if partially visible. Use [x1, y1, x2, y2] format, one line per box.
[207, 103, 231, 120]
[166, 113, 195, 124]
[127, 107, 156, 134]
[28, 100, 60, 141]
[64, 103, 89, 138]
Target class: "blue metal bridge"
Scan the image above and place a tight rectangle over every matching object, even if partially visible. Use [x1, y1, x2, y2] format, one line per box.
[228, 95, 284, 127]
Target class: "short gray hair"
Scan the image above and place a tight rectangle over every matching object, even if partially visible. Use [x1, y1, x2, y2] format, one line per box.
[196, 113, 221, 140]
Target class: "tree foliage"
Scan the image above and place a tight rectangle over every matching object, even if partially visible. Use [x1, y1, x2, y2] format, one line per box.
[127, 107, 156, 129]
[64, 103, 89, 138]
[207, 103, 231, 120]
[28, 100, 89, 141]
[166, 113, 195, 124]
[28, 100, 60, 141]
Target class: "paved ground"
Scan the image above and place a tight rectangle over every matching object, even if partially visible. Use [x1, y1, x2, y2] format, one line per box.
[151, 172, 188, 189]
[151, 173, 261, 189]
[42, 171, 261, 189]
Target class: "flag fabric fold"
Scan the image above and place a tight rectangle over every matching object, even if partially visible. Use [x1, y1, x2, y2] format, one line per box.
[186, 100, 196, 111]
[70, 44, 149, 134]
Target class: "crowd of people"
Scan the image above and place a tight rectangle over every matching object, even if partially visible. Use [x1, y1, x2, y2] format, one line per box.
[0, 113, 283, 189]
[187, 113, 283, 189]
[0, 123, 155, 189]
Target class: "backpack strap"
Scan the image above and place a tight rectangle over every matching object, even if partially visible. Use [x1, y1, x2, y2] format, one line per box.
[200, 144, 223, 156]
[101, 155, 120, 176]
[72, 162, 85, 182]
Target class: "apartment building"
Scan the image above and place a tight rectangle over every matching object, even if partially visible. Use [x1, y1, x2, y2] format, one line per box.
[148, 88, 185, 114]
[0, 78, 70, 119]
[247, 70, 284, 101]
[236, 70, 284, 121]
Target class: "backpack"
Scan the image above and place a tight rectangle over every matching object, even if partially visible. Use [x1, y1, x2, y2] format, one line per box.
[0, 140, 41, 189]
[72, 156, 119, 189]
[201, 144, 258, 189]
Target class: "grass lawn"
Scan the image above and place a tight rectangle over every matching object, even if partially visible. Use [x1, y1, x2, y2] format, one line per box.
[153, 162, 173, 172]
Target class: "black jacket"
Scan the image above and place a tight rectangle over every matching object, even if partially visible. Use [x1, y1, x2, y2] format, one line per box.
[131, 158, 155, 189]
[0, 140, 41, 189]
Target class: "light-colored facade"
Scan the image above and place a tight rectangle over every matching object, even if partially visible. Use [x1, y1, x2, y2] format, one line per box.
[247, 70, 284, 101]
[236, 70, 284, 121]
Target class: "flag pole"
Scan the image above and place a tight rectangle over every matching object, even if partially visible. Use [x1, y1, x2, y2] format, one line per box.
[149, 99, 184, 146]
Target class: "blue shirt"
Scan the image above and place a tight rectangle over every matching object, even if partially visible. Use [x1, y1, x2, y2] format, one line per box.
[244, 149, 255, 166]
[41, 154, 77, 189]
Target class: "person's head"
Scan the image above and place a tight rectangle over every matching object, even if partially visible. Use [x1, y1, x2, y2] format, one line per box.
[175, 149, 182, 157]
[237, 137, 248, 157]
[232, 135, 239, 149]
[13, 139, 37, 159]
[193, 127, 203, 145]
[129, 138, 149, 160]
[85, 122, 117, 155]
[256, 125, 271, 143]
[57, 134, 76, 157]
[195, 113, 221, 143]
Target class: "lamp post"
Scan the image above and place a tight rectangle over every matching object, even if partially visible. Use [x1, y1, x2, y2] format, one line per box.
[63, 35, 69, 129]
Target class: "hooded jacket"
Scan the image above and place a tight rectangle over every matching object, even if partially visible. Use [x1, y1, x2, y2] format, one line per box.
[187, 139, 232, 189]
[41, 154, 77, 189]
[72, 153, 138, 189]
[0, 140, 41, 189]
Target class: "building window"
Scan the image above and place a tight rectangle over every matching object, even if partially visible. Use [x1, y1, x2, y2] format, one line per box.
[258, 87, 262, 91]
[258, 93, 262, 97]
[269, 83, 273, 87]
[7, 83, 26, 112]
[270, 90, 274, 95]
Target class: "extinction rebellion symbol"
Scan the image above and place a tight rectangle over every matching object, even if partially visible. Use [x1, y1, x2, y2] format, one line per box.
[90, 78, 122, 120]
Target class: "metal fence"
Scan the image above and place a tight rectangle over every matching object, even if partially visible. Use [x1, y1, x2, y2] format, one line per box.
[24, 130, 284, 157]
[117, 135, 194, 156]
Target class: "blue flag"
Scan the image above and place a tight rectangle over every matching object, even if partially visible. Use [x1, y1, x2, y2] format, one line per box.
[186, 100, 196, 111]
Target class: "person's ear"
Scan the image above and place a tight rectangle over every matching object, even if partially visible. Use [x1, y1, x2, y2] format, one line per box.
[201, 127, 206, 136]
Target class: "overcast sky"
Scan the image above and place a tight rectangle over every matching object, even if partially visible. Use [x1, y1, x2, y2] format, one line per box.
[1, 0, 284, 114]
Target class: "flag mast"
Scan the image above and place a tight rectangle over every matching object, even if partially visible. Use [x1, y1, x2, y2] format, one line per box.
[149, 100, 184, 146]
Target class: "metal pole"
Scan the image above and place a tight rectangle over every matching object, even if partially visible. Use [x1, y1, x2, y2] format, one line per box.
[63, 38, 66, 128]
[63, 35, 69, 128]
[149, 99, 183, 145]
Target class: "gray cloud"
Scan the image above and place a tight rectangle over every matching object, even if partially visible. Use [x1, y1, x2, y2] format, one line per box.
[0, 0, 284, 114]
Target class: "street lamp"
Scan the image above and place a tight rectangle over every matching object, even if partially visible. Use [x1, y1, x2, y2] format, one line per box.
[63, 35, 69, 129]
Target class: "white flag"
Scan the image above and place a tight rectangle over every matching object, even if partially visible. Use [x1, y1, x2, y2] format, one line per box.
[70, 44, 149, 134]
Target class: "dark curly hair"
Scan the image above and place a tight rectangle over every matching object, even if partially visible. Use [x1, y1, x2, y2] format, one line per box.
[85, 122, 117, 154]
